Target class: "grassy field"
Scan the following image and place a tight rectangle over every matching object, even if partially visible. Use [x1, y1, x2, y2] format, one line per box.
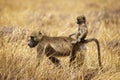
[0, 0, 120, 80]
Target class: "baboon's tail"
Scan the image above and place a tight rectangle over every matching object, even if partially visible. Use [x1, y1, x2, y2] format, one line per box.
[83, 38, 102, 68]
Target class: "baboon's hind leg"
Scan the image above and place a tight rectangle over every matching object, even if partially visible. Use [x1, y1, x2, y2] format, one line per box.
[49, 56, 60, 66]
[45, 44, 60, 66]
[70, 52, 76, 63]
[69, 43, 81, 67]
[69, 47, 78, 66]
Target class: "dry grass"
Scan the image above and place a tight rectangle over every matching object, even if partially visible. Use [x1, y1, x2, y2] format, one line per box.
[0, 0, 120, 80]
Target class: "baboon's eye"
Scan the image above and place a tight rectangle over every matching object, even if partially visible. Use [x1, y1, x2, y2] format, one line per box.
[39, 31, 42, 35]
[34, 38, 38, 41]
[30, 36, 34, 39]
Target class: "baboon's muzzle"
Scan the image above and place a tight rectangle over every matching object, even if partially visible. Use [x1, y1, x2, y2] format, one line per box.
[28, 39, 38, 48]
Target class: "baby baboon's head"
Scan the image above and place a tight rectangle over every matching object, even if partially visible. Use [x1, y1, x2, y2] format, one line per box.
[28, 31, 43, 48]
[76, 15, 86, 24]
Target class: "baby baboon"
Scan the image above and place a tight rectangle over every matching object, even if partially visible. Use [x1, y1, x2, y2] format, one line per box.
[69, 15, 102, 67]
[69, 15, 88, 65]
[69, 15, 88, 44]
[28, 31, 102, 68]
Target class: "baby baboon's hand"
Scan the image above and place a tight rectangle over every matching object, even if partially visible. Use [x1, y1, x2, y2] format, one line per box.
[72, 41, 77, 45]
[77, 39, 81, 42]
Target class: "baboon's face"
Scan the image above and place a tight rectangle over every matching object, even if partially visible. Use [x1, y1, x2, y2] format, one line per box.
[28, 31, 42, 48]
[77, 16, 86, 24]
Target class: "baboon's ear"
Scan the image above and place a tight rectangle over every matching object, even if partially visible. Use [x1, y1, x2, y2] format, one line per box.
[39, 31, 42, 35]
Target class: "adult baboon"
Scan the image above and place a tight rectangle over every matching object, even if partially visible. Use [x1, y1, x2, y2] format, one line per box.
[28, 31, 102, 68]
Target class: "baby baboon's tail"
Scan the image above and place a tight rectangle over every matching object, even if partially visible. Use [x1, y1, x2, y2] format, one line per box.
[83, 38, 102, 68]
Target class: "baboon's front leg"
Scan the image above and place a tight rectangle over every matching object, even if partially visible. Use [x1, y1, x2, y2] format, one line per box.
[36, 46, 44, 68]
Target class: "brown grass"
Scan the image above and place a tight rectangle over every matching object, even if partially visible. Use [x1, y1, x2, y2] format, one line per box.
[0, 0, 120, 80]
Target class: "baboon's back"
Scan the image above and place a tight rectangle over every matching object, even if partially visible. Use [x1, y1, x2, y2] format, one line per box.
[41, 36, 74, 53]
